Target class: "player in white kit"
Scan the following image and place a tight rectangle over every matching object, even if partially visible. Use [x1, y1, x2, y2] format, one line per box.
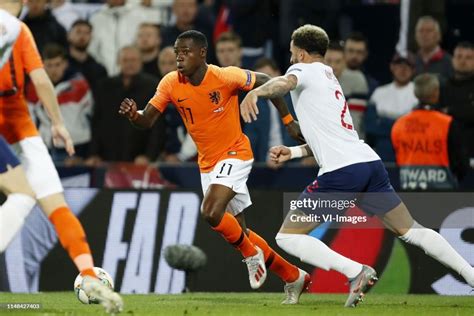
[240, 24, 474, 307]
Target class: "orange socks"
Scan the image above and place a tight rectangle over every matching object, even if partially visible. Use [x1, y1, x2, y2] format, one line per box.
[212, 212, 257, 257]
[248, 229, 299, 283]
[49, 206, 96, 277]
[81, 268, 96, 278]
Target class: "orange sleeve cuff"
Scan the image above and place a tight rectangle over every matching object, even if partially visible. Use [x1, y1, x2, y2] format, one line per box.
[282, 114, 294, 125]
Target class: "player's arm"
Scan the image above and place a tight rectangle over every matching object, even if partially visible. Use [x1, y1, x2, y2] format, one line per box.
[253, 72, 295, 117]
[269, 144, 313, 164]
[243, 73, 297, 122]
[254, 73, 298, 99]
[29, 69, 75, 156]
[119, 98, 162, 129]
[244, 73, 304, 143]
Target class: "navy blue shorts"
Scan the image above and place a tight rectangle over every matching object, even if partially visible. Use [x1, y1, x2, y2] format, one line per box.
[0, 136, 20, 173]
[300, 160, 402, 215]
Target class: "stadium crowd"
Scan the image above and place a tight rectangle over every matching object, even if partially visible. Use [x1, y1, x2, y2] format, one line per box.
[16, 0, 474, 178]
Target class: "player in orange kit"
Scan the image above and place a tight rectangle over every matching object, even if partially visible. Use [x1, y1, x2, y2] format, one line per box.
[119, 30, 309, 304]
[0, 4, 122, 313]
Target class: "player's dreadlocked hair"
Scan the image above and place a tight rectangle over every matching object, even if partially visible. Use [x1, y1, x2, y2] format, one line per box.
[291, 24, 329, 57]
[177, 30, 208, 49]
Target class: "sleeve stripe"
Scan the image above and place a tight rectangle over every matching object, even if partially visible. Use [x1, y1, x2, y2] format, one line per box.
[286, 68, 302, 74]
[245, 70, 252, 87]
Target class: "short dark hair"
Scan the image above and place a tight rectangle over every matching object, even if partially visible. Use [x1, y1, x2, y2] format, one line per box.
[139, 22, 160, 32]
[70, 19, 92, 31]
[177, 30, 208, 49]
[42, 43, 67, 60]
[216, 31, 242, 47]
[327, 40, 344, 53]
[291, 24, 329, 56]
[455, 41, 473, 50]
[253, 57, 279, 72]
[345, 32, 368, 46]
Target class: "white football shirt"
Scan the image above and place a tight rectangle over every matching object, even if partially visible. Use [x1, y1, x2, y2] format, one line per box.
[286, 62, 380, 175]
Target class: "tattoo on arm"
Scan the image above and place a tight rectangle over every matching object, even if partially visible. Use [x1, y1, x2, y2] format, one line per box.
[254, 74, 298, 99]
[254, 72, 272, 88]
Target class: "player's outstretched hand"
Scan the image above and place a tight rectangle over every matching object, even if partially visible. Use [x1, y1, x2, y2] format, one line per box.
[51, 124, 75, 156]
[286, 120, 305, 144]
[119, 98, 138, 120]
[240, 91, 259, 123]
[269, 145, 292, 164]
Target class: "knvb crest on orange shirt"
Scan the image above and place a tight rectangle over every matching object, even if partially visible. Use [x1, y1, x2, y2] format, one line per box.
[209, 90, 221, 105]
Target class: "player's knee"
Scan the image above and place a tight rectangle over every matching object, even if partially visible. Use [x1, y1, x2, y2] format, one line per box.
[2, 167, 35, 198]
[200, 198, 225, 224]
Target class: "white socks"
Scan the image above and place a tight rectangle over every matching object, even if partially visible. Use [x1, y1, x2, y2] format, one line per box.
[276, 232, 363, 279]
[275, 222, 474, 287]
[0, 193, 36, 252]
[399, 221, 474, 287]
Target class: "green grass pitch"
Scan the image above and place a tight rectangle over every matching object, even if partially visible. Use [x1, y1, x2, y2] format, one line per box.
[0, 292, 473, 316]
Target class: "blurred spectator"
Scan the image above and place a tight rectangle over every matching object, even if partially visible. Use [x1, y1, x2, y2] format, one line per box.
[279, 0, 344, 69]
[25, 44, 93, 165]
[215, 31, 242, 67]
[158, 46, 177, 77]
[441, 41, 474, 158]
[161, 0, 215, 61]
[136, 23, 162, 78]
[325, 41, 369, 140]
[128, 0, 173, 25]
[88, 46, 165, 165]
[414, 16, 453, 82]
[22, 0, 68, 53]
[396, 0, 446, 56]
[344, 32, 379, 96]
[243, 57, 297, 166]
[366, 53, 418, 162]
[88, 0, 162, 75]
[392, 73, 468, 190]
[67, 19, 107, 98]
[213, 0, 276, 68]
[50, 0, 82, 31]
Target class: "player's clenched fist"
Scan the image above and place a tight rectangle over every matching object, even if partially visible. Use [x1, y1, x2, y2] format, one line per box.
[119, 98, 138, 120]
[269, 145, 292, 164]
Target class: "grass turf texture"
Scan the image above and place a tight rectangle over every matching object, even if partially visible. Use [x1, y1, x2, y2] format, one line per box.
[0, 293, 472, 316]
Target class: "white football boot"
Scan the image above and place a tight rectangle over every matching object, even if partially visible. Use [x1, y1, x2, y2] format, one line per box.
[81, 276, 124, 314]
[243, 246, 267, 289]
[282, 268, 311, 305]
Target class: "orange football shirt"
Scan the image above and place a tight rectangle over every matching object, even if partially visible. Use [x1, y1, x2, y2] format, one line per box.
[149, 65, 256, 172]
[0, 23, 43, 144]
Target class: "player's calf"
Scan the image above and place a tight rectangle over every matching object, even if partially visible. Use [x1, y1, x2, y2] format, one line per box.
[382, 203, 474, 288]
[398, 221, 474, 287]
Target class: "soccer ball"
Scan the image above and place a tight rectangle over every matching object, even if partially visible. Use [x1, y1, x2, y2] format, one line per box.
[74, 267, 114, 304]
